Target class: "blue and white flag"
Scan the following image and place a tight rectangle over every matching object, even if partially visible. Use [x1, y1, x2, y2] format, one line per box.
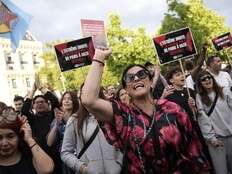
[0, 0, 32, 51]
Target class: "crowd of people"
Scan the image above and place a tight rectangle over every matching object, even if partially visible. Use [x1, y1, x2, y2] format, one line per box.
[0, 45, 232, 174]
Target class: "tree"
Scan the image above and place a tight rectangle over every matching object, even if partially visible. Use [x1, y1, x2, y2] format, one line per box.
[38, 49, 89, 91]
[38, 42, 119, 91]
[159, 0, 231, 61]
[38, 14, 159, 90]
[38, 51, 63, 90]
[106, 14, 157, 79]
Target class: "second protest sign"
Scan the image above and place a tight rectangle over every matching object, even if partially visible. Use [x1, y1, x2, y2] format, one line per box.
[153, 27, 197, 64]
[54, 37, 95, 72]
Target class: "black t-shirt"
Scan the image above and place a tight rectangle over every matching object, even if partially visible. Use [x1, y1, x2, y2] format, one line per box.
[166, 88, 195, 121]
[0, 155, 36, 174]
[151, 78, 165, 99]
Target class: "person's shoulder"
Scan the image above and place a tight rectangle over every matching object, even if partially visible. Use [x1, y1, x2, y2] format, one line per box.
[66, 114, 78, 126]
[223, 86, 232, 94]
[220, 70, 231, 77]
[111, 99, 131, 113]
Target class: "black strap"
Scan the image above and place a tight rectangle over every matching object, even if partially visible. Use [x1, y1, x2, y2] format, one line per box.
[207, 93, 218, 116]
[120, 115, 131, 174]
[77, 126, 99, 159]
[152, 118, 161, 160]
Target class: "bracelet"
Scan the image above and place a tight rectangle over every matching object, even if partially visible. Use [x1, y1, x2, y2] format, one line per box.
[92, 59, 105, 66]
[29, 142, 37, 149]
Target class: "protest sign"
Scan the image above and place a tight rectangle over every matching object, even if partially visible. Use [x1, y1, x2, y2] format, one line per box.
[153, 27, 197, 64]
[54, 37, 95, 72]
[81, 19, 107, 48]
[212, 32, 232, 51]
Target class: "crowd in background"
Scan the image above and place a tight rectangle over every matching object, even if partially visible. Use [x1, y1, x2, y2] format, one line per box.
[0, 45, 232, 174]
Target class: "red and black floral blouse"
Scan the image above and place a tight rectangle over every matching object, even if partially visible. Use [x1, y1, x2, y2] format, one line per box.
[103, 99, 210, 174]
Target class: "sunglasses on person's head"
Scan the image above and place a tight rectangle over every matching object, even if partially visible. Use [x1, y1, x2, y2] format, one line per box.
[200, 75, 212, 82]
[0, 110, 18, 123]
[124, 69, 149, 83]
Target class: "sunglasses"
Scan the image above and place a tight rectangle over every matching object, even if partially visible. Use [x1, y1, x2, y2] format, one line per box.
[200, 75, 212, 82]
[0, 111, 18, 123]
[124, 69, 149, 83]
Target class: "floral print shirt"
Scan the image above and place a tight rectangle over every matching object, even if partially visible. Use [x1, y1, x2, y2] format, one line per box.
[103, 99, 210, 174]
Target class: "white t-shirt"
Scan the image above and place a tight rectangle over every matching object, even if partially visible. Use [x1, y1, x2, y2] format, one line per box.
[210, 71, 232, 88]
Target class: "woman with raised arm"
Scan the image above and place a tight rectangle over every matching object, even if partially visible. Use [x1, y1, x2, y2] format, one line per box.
[0, 108, 54, 174]
[81, 48, 211, 173]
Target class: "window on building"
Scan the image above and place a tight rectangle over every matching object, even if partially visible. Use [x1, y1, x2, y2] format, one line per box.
[7, 79, 11, 87]
[7, 65, 14, 70]
[20, 56, 28, 64]
[6, 56, 14, 64]
[11, 79, 17, 88]
[26, 78, 30, 87]
[33, 54, 40, 64]
[5, 54, 14, 70]
[19, 53, 27, 70]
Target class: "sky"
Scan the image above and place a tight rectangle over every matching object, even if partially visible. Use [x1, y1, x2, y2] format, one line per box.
[10, 0, 232, 42]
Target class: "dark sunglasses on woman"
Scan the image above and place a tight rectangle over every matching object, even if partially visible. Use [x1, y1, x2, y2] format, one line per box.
[200, 75, 212, 82]
[124, 69, 149, 83]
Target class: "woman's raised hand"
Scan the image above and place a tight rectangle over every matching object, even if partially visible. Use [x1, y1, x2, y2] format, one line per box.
[94, 47, 112, 62]
[54, 108, 63, 125]
[161, 85, 175, 99]
[19, 116, 33, 143]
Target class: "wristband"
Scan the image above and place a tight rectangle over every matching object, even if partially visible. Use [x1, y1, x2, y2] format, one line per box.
[92, 59, 105, 66]
[29, 142, 37, 149]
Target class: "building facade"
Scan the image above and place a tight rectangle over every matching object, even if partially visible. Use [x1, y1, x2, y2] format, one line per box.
[0, 32, 44, 105]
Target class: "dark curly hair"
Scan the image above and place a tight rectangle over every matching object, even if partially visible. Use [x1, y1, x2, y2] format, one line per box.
[165, 66, 182, 85]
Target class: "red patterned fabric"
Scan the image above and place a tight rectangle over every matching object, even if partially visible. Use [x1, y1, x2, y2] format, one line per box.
[103, 99, 210, 174]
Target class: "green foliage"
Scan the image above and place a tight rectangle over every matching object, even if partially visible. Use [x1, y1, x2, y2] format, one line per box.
[106, 14, 157, 80]
[38, 42, 88, 91]
[38, 43, 119, 91]
[159, 0, 231, 61]
[38, 6, 231, 91]
[38, 14, 159, 90]
[38, 51, 62, 90]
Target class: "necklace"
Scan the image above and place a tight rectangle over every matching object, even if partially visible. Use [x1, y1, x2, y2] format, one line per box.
[132, 103, 156, 173]
[132, 103, 156, 141]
